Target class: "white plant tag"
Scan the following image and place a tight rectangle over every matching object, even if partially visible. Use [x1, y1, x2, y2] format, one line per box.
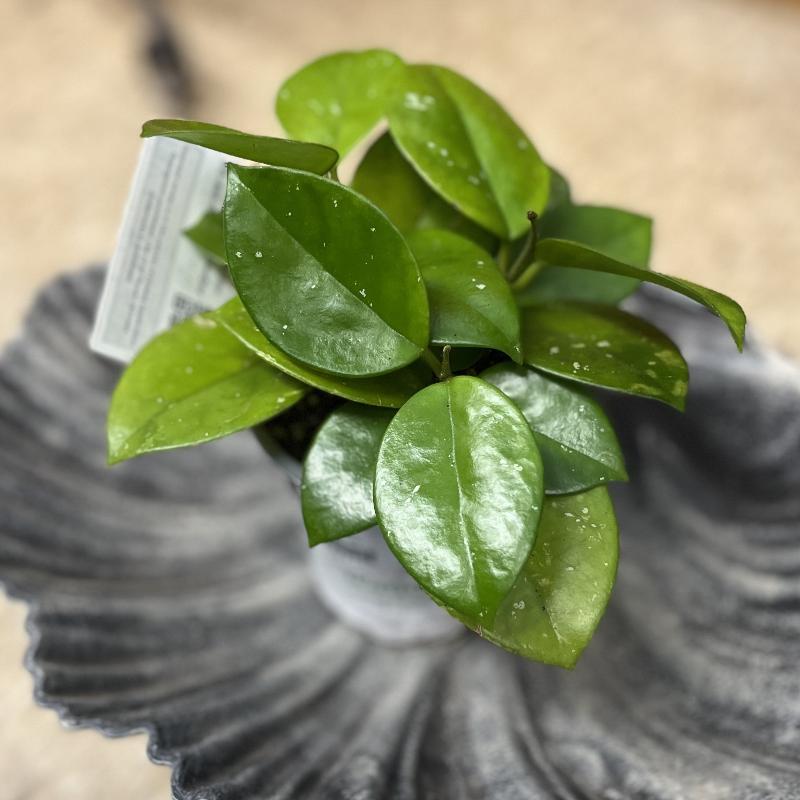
[89, 137, 236, 363]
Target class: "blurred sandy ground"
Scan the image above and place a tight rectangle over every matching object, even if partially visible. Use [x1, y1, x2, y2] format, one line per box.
[0, 0, 798, 797]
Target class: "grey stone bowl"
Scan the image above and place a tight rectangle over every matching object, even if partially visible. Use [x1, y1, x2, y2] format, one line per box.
[1, 267, 799, 799]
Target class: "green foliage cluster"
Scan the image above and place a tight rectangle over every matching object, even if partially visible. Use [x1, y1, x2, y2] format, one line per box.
[108, 49, 745, 667]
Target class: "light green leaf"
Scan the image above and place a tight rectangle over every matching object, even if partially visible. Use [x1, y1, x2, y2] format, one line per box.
[141, 119, 337, 173]
[544, 166, 571, 213]
[388, 64, 549, 240]
[211, 298, 430, 408]
[482, 364, 627, 494]
[522, 303, 689, 410]
[479, 488, 618, 668]
[107, 314, 308, 464]
[408, 229, 521, 361]
[523, 206, 652, 304]
[276, 49, 403, 157]
[351, 132, 496, 251]
[533, 238, 746, 349]
[302, 403, 393, 545]
[375, 376, 543, 621]
[184, 211, 225, 264]
[224, 164, 430, 377]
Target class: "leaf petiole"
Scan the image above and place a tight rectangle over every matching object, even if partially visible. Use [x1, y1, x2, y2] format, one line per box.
[423, 348, 443, 378]
[506, 211, 539, 283]
[510, 261, 544, 293]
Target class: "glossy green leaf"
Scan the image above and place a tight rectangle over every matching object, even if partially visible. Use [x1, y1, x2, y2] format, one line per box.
[224, 164, 430, 377]
[408, 229, 521, 361]
[388, 64, 549, 240]
[524, 206, 652, 304]
[522, 303, 689, 410]
[184, 211, 225, 264]
[375, 376, 543, 621]
[477, 488, 618, 668]
[108, 314, 308, 464]
[302, 403, 393, 546]
[533, 238, 746, 349]
[141, 119, 337, 173]
[482, 364, 627, 494]
[210, 298, 430, 408]
[351, 132, 496, 251]
[276, 49, 403, 157]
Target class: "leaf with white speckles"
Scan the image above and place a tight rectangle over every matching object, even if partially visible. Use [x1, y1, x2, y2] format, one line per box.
[224, 164, 430, 378]
[276, 49, 403, 157]
[480, 488, 619, 669]
[482, 363, 627, 494]
[521, 303, 689, 410]
[375, 376, 543, 621]
[107, 314, 308, 464]
[408, 229, 521, 361]
[388, 64, 549, 240]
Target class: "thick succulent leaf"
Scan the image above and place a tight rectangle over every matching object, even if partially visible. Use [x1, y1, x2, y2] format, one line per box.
[224, 164, 430, 377]
[302, 403, 393, 546]
[483, 364, 627, 494]
[388, 64, 549, 240]
[477, 489, 618, 668]
[210, 299, 430, 408]
[524, 205, 652, 304]
[522, 303, 689, 410]
[276, 49, 403, 157]
[107, 314, 307, 464]
[184, 211, 225, 264]
[141, 119, 337, 173]
[535, 238, 746, 349]
[408, 229, 521, 361]
[351, 132, 496, 251]
[375, 376, 543, 621]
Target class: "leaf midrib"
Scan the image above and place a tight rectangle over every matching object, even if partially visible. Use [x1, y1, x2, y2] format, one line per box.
[446, 382, 478, 604]
[235, 178, 421, 356]
[427, 68, 509, 238]
[118, 359, 279, 455]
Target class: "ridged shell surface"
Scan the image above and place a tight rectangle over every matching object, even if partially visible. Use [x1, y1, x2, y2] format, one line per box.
[1, 268, 799, 799]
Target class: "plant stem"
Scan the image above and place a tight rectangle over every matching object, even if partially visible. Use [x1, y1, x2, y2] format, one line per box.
[439, 345, 453, 381]
[510, 261, 544, 293]
[496, 241, 510, 276]
[328, 163, 341, 183]
[422, 348, 442, 378]
[506, 211, 539, 283]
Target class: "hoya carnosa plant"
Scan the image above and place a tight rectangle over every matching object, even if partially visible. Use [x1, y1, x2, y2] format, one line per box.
[107, 49, 746, 669]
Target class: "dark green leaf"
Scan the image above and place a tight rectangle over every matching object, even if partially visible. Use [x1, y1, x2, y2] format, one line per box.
[302, 403, 393, 545]
[224, 164, 430, 377]
[408, 229, 521, 361]
[534, 238, 746, 349]
[523, 205, 652, 304]
[107, 313, 308, 464]
[375, 376, 543, 621]
[276, 49, 403, 157]
[478, 488, 618, 668]
[351, 132, 495, 251]
[433, 346, 486, 372]
[211, 298, 430, 407]
[184, 211, 225, 264]
[522, 303, 688, 410]
[388, 64, 549, 239]
[141, 119, 338, 173]
[482, 364, 627, 494]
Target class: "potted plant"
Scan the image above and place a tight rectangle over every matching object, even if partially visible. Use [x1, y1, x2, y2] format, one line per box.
[107, 49, 745, 669]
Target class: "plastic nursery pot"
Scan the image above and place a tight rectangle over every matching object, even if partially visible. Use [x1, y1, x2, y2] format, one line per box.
[254, 427, 464, 645]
